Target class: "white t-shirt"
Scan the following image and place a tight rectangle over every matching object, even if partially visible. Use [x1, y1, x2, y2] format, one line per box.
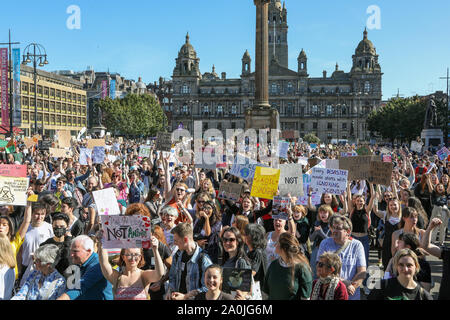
[0, 265, 15, 300]
[21, 223, 54, 267]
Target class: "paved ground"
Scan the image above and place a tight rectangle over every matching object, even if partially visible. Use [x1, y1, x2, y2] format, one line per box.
[361, 231, 448, 300]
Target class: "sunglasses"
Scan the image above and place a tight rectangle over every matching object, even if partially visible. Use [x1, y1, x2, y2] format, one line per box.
[222, 237, 236, 243]
[176, 188, 186, 192]
[197, 200, 205, 204]
[124, 253, 141, 259]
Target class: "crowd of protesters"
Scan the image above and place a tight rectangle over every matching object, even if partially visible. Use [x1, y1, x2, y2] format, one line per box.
[0, 133, 449, 301]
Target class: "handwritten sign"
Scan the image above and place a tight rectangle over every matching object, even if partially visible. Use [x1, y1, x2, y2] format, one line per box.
[0, 164, 27, 177]
[92, 146, 105, 164]
[382, 155, 392, 163]
[297, 174, 321, 206]
[250, 167, 280, 200]
[139, 145, 151, 158]
[57, 130, 72, 148]
[339, 155, 380, 181]
[310, 168, 348, 196]
[356, 146, 372, 156]
[156, 132, 172, 151]
[410, 141, 423, 153]
[279, 163, 303, 197]
[0, 176, 29, 206]
[49, 148, 73, 158]
[79, 148, 92, 165]
[100, 215, 152, 249]
[368, 161, 393, 186]
[87, 139, 106, 149]
[218, 181, 243, 202]
[278, 141, 289, 159]
[436, 147, 450, 161]
[93, 188, 121, 216]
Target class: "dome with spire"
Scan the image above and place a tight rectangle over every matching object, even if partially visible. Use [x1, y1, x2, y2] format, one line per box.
[355, 28, 376, 55]
[298, 49, 307, 59]
[136, 77, 146, 89]
[179, 32, 197, 57]
[242, 50, 251, 60]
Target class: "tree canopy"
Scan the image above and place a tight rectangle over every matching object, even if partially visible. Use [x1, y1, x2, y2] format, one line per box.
[96, 94, 167, 137]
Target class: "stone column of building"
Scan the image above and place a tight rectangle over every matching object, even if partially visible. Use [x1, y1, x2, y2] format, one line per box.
[245, 0, 279, 130]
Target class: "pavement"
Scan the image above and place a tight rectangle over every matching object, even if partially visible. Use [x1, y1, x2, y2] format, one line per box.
[360, 230, 448, 300]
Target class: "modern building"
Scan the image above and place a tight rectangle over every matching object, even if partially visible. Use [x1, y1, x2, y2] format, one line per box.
[16, 64, 87, 137]
[169, 0, 383, 142]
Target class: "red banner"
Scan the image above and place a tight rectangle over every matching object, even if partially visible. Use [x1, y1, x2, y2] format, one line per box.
[0, 48, 9, 127]
[0, 164, 27, 177]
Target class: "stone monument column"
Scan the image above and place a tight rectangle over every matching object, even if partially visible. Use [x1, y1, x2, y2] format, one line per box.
[245, 0, 280, 130]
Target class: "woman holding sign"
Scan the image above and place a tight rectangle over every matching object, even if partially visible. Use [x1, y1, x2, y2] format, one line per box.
[97, 233, 164, 300]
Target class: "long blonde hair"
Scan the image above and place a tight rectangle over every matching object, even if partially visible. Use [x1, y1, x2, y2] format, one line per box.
[0, 237, 16, 268]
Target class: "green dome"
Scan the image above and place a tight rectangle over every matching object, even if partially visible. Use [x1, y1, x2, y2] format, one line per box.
[355, 29, 376, 55]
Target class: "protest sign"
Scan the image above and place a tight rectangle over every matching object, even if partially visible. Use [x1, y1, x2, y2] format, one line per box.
[79, 148, 92, 165]
[92, 146, 106, 164]
[325, 159, 340, 169]
[57, 130, 72, 148]
[278, 141, 289, 159]
[310, 144, 317, 149]
[298, 157, 308, 166]
[139, 145, 151, 158]
[156, 132, 172, 151]
[230, 154, 259, 181]
[93, 188, 121, 216]
[279, 163, 303, 197]
[436, 147, 450, 161]
[410, 141, 423, 153]
[380, 147, 390, 154]
[100, 215, 152, 249]
[112, 143, 121, 152]
[382, 155, 392, 162]
[27, 194, 38, 202]
[107, 155, 117, 162]
[222, 268, 252, 293]
[310, 168, 348, 195]
[218, 181, 243, 202]
[49, 148, 73, 158]
[250, 167, 280, 200]
[368, 161, 393, 186]
[0, 176, 29, 206]
[24, 137, 36, 148]
[338, 155, 379, 181]
[272, 196, 290, 219]
[0, 164, 27, 177]
[86, 139, 106, 149]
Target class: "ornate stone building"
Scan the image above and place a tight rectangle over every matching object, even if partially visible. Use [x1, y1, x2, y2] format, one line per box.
[170, 0, 382, 142]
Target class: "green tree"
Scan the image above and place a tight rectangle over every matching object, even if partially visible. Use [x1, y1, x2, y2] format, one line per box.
[96, 94, 167, 137]
[303, 132, 320, 144]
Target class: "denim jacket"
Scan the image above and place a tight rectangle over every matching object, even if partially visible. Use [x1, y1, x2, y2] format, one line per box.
[169, 244, 212, 294]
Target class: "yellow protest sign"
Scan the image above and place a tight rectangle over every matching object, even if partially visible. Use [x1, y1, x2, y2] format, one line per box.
[27, 194, 38, 202]
[250, 166, 280, 200]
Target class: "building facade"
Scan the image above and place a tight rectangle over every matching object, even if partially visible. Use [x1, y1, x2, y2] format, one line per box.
[170, 0, 383, 142]
[18, 64, 87, 137]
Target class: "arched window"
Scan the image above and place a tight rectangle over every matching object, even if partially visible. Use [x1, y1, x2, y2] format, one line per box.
[203, 104, 209, 114]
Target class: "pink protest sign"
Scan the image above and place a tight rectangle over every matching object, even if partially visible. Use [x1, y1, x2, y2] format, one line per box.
[0, 164, 27, 177]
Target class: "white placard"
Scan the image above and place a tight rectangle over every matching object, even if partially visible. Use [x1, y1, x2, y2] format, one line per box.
[310, 168, 348, 195]
[93, 188, 121, 216]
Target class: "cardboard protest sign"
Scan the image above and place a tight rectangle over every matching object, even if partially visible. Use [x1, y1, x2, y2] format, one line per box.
[436, 147, 450, 161]
[410, 141, 423, 153]
[93, 188, 121, 216]
[222, 268, 252, 293]
[279, 163, 303, 197]
[310, 168, 348, 195]
[100, 215, 152, 249]
[368, 161, 393, 186]
[338, 155, 380, 181]
[24, 137, 36, 148]
[156, 132, 172, 151]
[79, 148, 92, 165]
[325, 159, 340, 169]
[49, 148, 73, 158]
[57, 130, 72, 148]
[218, 181, 243, 202]
[0, 164, 27, 177]
[86, 139, 106, 149]
[0, 176, 29, 206]
[250, 167, 280, 200]
[278, 141, 289, 159]
[92, 146, 106, 164]
[139, 145, 151, 158]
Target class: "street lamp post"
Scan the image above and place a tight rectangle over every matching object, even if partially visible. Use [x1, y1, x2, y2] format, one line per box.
[22, 43, 48, 136]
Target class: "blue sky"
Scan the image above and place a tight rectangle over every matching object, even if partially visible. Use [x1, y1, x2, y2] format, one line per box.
[1, 0, 449, 100]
